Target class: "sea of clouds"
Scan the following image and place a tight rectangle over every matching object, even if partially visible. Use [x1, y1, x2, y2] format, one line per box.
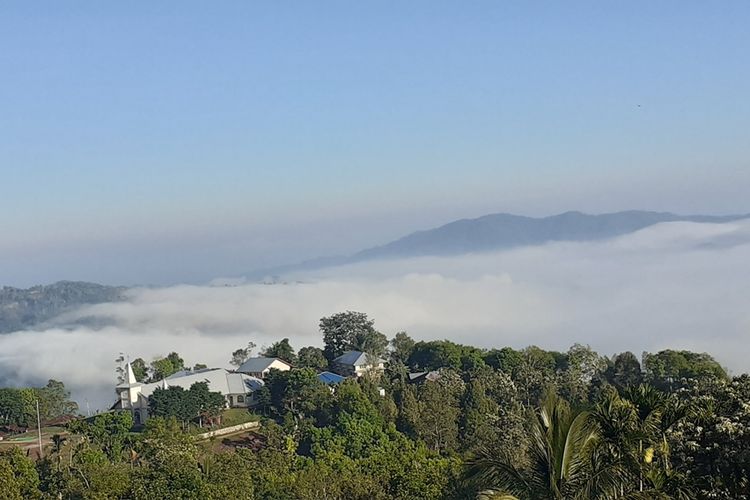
[1, 220, 749, 410]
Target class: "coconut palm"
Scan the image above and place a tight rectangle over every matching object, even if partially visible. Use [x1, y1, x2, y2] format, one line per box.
[466, 391, 602, 499]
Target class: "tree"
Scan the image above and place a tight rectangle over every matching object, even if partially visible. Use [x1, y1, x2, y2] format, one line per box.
[643, 350, 727, 390]
[131, 417, 205, 499]
[401, 370, 464, 452]
[265, 368, 331, 421]
[390, 331, 415, 365]
[188, 382, 225, 425]
[559, 344, 606, 404]
[36, 380, 78, 420]
[131, 358, 149, 382]
[605, 351, 643, 390]
[483, 347, 523, 375]
[0, 388, 27, 426]
[148, 387, 194, 424]
[297, 346, 328, 370]
[68, 411, 134, 461]
[466, 392, 601, 499]
[149, 353, 185, 381]
[320, 311, 387, 361]
[230, 341, 257, 367]
[0, 447, 40, 499]
[407, 340, 484, 371]
[261, 338, 297, 364]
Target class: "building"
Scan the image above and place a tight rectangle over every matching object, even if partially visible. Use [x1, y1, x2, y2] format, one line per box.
[114, 363, 264, 425]
[331, 351, 385, 377]
[236, 357, 292, 379]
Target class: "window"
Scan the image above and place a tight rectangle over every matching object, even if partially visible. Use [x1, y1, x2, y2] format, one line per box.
[237, 395, 245, 403]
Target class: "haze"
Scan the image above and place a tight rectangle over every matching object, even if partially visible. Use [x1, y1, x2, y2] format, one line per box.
[1, 220, 748, 407]
[2, 2, 750, 286]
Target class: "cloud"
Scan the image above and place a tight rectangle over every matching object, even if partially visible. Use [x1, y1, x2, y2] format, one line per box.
[1, 220, 749, 409]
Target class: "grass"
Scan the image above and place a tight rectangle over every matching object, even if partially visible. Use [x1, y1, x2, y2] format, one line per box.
[220, 408, 260, 427]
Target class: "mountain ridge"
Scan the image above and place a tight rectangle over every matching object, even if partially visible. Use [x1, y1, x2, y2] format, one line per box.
[0, 280, 127, 333]
[247, 210, 750, 278]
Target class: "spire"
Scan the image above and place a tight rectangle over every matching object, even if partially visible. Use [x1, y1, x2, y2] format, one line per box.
[125, 362, 137, 385]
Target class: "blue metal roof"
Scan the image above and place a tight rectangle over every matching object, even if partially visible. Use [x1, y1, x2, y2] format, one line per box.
[318, 371, 345, 385]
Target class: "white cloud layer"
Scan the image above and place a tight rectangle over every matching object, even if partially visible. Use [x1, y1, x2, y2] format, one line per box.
[2, 220, 750, 409]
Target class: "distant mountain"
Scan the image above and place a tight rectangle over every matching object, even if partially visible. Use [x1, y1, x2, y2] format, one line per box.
[247, 210, 750, 278]
[0, 281, 127, 333]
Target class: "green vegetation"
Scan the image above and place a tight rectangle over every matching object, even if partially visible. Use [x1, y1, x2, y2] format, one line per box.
[0, 380, 77, 427]
[1, 310, 748, 499]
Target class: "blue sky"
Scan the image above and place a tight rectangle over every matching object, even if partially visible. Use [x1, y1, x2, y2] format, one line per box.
[2, 1, 749, 286]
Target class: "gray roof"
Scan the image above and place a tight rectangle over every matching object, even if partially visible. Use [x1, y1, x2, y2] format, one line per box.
[237, 357, 290, 373]
[226, 373, 264, 394]
[333, 351, 384, 367]
[137, 368, 264, 399]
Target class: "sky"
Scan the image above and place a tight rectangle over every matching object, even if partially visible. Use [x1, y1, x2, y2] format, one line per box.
[1, 219, 749, 408]
[1, 2, 750, 286]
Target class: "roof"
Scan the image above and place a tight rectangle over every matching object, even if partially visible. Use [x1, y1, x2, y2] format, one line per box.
[227, 373, 265, 393]
[333, 351, 384, 367]
[136, 368, 264, 399]
[407, 371, 441, 383]
[237, 357, 290, 373]
[318, 371, 346, 385]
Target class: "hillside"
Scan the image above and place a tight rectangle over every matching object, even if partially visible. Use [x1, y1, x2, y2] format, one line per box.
[0, 281, 126, 333]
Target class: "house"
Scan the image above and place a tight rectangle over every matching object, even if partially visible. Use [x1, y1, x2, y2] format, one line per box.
[113, 363, 264, 425]
[331, 351, 385, 377]
[236, 357, 292, 379]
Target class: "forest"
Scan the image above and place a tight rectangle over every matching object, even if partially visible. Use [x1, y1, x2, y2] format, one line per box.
[1, 311, 748, 499]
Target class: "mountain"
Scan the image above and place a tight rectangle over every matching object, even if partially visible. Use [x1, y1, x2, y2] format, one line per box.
[0, 281, 127, 333]
[247, 210, 750, 278]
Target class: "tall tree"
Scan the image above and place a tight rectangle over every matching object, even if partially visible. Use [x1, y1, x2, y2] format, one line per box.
[320, 311, 387, 361]
[606, 351, 643, 390]
[0, 389, 27, 426]
[149, 353, 185, 381]
[131, 358, 149, 382]
[230, 342, 257, 367]
[261, 338, 297, 364]
[389, 331, 416, 365]
[297, 346, 328, 370]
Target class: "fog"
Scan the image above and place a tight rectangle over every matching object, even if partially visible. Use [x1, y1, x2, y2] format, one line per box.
[1, 220, 749, 409]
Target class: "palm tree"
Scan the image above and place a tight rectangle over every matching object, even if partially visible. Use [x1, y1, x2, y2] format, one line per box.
[466, 391, 601, 499]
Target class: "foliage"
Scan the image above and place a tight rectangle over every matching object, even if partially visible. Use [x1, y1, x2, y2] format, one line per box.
[0, 380, 77, 426]
[297, 346, 328, 370]
[261, 338, 297, 364]
[408, 340, 485, 371]
[643, 349, 727, 390]
[230, 341, 257, 367]
[389, 331, 416, 365]
[149, 352, 186, 381]
[148, 382, 225, 425]
[131, 357, 149, 382]
[320, 311, 388, 361]
[1, 311, 748, 499]
[68, 411, 134, 460]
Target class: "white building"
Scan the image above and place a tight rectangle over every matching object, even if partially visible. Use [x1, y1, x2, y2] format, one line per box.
[236, 357, 292, 379]
[114, 363, 264, 425]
